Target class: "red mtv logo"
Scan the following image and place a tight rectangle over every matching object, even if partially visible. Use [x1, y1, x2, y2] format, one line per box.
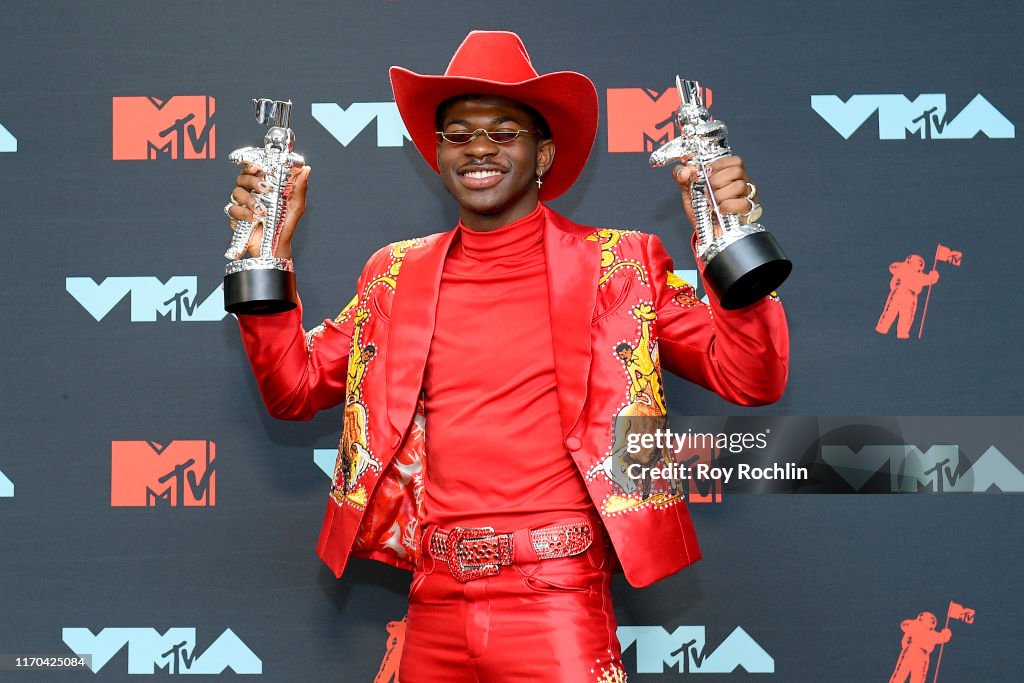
[607, 86, 713, 153]
[111, 441, 216, 506]
[112, 96, 216, 160]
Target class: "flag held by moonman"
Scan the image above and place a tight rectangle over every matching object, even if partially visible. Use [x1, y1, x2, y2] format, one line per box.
[947, 601, 975, 624]
[935, 244, 962, 266]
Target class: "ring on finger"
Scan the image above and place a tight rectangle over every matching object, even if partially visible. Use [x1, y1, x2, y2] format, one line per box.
[745, 182, 757, 200]
[741, 198, 763, 225]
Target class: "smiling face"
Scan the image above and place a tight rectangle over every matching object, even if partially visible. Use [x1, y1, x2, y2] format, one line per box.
[435, 95, 554, 231]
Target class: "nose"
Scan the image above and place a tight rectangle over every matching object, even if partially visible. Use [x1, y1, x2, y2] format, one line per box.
[463, 133, 500, 158]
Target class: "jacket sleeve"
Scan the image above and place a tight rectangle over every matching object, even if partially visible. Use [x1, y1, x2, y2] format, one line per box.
[643, 232, 789, 406]
[234, 244, 393, 420]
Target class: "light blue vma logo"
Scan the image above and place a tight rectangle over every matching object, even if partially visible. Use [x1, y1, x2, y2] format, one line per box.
[821, 444, 1024, 493]
[619, 625, 773, 674]
[811, 93, 1014, 140]
[66, 277, 226, 322]
[0, 467, 12, 497]
[312, 102, 411, 147]
[0, 120, 15, 152]
[62, 627, 261, 674]
[314, 449, 335, 477]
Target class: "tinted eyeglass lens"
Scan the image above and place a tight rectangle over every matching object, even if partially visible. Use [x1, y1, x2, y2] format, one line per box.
[440, 130, 526, 144]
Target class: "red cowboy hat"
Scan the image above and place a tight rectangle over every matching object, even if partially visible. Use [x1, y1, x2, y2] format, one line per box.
[389, 30, 598, 201]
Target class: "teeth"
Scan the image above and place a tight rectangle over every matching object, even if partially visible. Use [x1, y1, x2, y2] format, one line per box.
[463, 170, 502, 178]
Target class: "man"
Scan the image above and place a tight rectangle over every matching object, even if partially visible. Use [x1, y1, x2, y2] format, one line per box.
[226, 31, 788, 681]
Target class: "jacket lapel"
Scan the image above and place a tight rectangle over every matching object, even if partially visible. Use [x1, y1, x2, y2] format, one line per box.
[386, 228, 456, 439]
[543, 208, 600, 438]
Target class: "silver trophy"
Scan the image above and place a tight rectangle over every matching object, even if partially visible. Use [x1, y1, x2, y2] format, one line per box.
[650, 77, 790, 309]
[223, 98, 305, 314]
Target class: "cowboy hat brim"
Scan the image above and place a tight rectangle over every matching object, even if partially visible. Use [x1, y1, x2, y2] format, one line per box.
[389, 66, 599, 202]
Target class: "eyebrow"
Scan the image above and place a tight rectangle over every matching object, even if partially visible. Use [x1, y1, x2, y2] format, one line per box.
[443, 116, 524, 128]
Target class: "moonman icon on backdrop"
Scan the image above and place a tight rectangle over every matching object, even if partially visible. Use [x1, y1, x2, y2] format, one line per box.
[225, 30, 788, 680]
[889, 611, 952, 683]
[876, 254, 939, 339]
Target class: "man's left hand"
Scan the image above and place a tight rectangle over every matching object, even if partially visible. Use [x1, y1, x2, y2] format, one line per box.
[672, 156, 757, 231]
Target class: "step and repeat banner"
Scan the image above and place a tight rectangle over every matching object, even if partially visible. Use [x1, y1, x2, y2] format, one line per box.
[2, 1, 1022, 680]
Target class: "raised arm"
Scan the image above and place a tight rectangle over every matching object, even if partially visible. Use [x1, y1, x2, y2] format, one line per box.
[644, 232, 789, 406]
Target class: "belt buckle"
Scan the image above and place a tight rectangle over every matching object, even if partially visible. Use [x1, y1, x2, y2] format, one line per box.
[446, 526, 501, 583]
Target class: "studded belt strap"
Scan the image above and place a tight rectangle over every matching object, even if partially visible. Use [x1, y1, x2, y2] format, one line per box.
[427, 521, 594, 583]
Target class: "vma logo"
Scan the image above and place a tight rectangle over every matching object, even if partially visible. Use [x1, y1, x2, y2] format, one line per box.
[112, 96, 216, 159]
[618, 625, 773, 674]
[111, 441, 216, 507]
[607, 85, 713, 153]
[0, 120, 15, 152]
[63, 627, 260, 674]
[821, 444, 1024, 492]
[66, 276, 226, 322]
[811, 93, 1014, 140]
[312, 102, 411, 147]
[0, 467, 12, 497]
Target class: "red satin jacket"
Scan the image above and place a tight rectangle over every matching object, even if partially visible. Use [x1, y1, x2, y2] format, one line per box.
[237, 205, 788, 587]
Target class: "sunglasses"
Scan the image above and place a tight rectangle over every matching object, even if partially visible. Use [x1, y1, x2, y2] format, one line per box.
[436, 128, 542, 144]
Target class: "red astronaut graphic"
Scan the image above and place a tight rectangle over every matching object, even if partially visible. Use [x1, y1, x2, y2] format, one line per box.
[875, 255, 940, 339]
[889, 601, 974, 683]
[888, 611, 951, 683]
[876, 244, 962, 339]
[373, 616, 407, 683]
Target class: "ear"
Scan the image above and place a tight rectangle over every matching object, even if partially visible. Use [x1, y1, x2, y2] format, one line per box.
[536, 138, 555, 178]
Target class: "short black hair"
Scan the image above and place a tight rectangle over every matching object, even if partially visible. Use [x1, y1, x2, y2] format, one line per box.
[615, 342, 632, 354]
[435, 94, 551, 139]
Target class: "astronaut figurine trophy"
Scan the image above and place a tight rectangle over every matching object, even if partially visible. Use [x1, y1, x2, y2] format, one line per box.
[223, 98, 305, 315]
[650, 77, 791, 310]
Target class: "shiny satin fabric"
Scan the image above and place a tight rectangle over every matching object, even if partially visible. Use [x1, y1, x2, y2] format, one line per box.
[399, 525, 627, 682]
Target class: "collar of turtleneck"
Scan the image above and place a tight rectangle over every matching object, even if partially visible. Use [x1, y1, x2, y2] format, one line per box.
[452, 202, 546, 263]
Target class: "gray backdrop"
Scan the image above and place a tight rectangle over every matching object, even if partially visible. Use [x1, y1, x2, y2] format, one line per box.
[1, 1, 1022, 680]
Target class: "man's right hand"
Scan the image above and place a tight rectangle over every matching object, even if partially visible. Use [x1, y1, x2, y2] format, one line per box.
[227, 163, 312, 259]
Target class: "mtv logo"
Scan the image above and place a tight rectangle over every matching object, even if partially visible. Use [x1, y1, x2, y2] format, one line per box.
[0, 467, 12, 497]
[66, 276, 226, 322]
[0, 120, 15, 152]
[607, 86, 713, 153]
[312, 102, 411, 147]
[111, 441, 215, 507]
[112, 96, 216, 159]
[63, 627, 261, 674]
[618, 625, 773, 674]
[811, 93, 1014, 140]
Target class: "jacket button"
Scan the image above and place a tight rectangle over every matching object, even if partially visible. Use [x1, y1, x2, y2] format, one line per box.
[565, 436, 582, 451]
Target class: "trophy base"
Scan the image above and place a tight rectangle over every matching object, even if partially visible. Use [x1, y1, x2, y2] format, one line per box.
[224, 268, 298, 315]
[703, 231, 792, 310]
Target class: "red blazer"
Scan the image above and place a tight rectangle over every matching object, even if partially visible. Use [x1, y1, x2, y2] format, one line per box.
[237, 205, 788, 587]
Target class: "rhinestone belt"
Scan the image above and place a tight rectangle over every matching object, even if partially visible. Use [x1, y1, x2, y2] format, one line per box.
[427, 521, 594, 583]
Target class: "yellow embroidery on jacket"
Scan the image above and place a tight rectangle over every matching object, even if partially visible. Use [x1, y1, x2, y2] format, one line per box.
[586, 228, 647, 286]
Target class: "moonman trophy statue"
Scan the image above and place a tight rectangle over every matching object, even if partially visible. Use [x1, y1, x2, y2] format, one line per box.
[650, 77, 791, 309]
[223, 98, 305, 315]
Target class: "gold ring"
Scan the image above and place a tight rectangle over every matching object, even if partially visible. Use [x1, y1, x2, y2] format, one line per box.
[745, 182, 757, 201]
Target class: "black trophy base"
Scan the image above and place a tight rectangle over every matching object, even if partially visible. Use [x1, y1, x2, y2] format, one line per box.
[224, 268, 298, 315]
[703, 231, 792, 310]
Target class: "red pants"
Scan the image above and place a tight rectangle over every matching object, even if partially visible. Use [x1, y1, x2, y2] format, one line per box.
[398, 523, 627, 682]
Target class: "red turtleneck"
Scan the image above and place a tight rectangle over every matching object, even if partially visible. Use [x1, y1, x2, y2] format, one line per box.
[421, 203, 594, 530]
